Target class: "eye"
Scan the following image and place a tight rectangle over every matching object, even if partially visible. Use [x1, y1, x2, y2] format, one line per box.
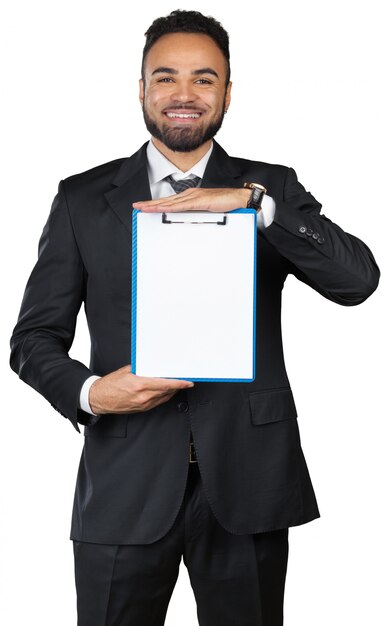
[196, 79, 212, 84]
[157, 77, 174, 83]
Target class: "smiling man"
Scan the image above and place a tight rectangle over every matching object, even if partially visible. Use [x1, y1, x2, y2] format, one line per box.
[10, 9, 380, 626]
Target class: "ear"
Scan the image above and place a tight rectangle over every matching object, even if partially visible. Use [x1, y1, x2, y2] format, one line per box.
[225, 81, 232, 112]
[139, 78, 144, 107]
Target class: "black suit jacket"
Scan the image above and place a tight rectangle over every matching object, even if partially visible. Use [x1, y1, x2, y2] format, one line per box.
[10, 140, 380, 543]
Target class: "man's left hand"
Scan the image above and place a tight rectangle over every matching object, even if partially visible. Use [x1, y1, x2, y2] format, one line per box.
[132, 187, 254, 213]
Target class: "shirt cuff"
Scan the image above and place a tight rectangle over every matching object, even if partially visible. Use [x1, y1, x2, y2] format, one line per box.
[257, 194, 276, 229]
[79, 375, 101, 415]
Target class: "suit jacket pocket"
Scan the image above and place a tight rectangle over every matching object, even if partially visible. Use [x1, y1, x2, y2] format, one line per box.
[248, 387, 297, 425]
[84, 413, 129, 438]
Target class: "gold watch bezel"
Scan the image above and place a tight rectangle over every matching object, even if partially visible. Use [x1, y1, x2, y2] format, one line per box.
[243, 182, 267, 193]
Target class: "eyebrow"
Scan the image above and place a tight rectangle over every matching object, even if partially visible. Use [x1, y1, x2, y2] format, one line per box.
[151, 66, 219, 79]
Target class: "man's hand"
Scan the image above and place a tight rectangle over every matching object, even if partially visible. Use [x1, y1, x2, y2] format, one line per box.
[89, 365, 194, 415]
[132, 187, 253, 213]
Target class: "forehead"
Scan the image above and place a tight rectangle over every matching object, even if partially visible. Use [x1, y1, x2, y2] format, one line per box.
[144, 32, 227, 78]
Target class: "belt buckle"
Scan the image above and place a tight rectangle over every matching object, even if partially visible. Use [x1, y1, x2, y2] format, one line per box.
[189, 441, 197, 463]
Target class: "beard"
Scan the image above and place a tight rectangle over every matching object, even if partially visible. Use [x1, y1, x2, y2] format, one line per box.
[142, 99, 227, 153]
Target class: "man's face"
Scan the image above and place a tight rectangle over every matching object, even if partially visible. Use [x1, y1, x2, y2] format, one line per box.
[139, 32, 232, 152]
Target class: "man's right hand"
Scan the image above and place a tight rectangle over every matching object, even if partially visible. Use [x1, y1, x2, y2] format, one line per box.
[88, 364, 194, 415]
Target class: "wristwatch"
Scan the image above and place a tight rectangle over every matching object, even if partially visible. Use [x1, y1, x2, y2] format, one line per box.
[243, 182, 267, 211]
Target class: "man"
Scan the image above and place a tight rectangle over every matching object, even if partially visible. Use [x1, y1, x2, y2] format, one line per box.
[10, 9, 380, 626]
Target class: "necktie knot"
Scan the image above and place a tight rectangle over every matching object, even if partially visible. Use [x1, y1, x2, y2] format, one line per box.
[164, 174, 201, 194]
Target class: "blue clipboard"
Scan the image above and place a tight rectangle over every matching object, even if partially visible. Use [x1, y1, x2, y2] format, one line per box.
[131, 208, 257, 382]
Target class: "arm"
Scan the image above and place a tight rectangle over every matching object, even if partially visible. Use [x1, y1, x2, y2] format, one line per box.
[9, 180, 94, 432]
[260, 167, 380, 305]
[133, 170, 379, 304]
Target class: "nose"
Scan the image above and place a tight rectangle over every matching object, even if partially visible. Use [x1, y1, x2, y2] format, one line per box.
[169, 81, 198, 104]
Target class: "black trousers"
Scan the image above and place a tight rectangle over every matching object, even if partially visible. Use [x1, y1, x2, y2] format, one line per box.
[73, 460, 289, 626]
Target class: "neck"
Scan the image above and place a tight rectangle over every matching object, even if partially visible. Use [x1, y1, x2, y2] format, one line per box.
[151, 137, 212, 172]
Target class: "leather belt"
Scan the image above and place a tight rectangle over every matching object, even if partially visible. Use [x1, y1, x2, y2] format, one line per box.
[189, 441, 197, 463]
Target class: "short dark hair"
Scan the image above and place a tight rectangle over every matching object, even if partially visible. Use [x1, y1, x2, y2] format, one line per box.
[142, 10, 230, 86]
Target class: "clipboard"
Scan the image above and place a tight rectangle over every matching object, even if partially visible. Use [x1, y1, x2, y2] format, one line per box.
[131, 208, 257, 382]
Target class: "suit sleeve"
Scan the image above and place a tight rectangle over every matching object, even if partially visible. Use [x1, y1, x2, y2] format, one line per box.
[260, 167, 380, 304]
[10, 180, 95, 432]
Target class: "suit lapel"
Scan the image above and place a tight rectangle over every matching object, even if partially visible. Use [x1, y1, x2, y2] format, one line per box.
[104, 141, 152, 233]
[201, 139, 243, 188]
[104, 139, 245, 234]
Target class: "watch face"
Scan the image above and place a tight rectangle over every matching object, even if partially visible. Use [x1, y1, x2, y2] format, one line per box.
[249, 187, 265, 209]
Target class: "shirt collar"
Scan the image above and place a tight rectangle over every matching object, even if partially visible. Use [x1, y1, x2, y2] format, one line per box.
[146, 138, 214, 185]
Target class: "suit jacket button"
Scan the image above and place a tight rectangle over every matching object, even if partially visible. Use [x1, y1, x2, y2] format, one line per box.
[177, 401, 189, 413]
[317, 236, 325, 244]
[299, 225, 306, 234]
[312, 232, 320, 239]
[306, 228, 313, 236]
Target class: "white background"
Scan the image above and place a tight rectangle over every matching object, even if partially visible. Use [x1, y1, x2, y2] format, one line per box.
[1, 1, 384, 624]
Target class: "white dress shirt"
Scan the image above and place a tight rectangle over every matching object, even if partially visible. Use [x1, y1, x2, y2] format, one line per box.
[79, 139, 276, 416]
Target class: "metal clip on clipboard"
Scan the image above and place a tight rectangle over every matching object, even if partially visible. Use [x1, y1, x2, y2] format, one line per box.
[162, 212, 227, 225]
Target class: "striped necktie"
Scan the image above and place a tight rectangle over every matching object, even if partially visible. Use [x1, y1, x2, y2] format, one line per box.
[164, 174, 201, 194]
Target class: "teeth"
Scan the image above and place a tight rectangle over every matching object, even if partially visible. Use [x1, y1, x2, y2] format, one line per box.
[166, 112, 200, 119]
